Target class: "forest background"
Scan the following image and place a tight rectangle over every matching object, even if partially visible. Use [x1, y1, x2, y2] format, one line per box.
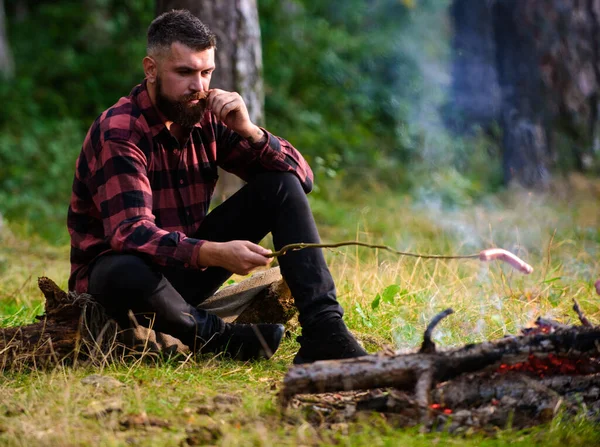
[4, 0, 598, 243]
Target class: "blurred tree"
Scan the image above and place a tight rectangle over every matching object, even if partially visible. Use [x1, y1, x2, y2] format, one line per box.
[447, 0, 500, 133]
[449, 0, 600, 188]
[156, 0, 264, 200]
[524, 0, 600, 173]
[0, 0, 13, 78]
[493, 0, 550, 189]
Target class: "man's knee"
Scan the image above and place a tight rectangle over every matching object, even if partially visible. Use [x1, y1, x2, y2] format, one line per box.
[254, 172, 304, 199]
[89, 254, 159, 296]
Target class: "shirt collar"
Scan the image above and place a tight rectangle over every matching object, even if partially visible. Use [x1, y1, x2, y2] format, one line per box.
[133, 79, 205, 142]
[132, 79, 166, 139]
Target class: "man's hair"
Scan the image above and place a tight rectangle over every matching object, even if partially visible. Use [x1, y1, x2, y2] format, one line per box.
[147, 9, 216, 56]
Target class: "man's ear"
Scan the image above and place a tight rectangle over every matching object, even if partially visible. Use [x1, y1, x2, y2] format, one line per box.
[143, 56, 158, 84]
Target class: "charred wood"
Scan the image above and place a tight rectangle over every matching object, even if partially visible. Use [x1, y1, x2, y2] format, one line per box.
[420, 308, 454, 354]
[281, 326, 600, 404]
[573, 298, 593, 327]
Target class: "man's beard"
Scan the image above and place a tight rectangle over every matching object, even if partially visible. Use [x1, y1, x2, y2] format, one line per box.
[155, 76, 208, 128]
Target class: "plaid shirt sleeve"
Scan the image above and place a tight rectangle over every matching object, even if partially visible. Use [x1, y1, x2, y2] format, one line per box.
[211, 117, 314, 193]
[92, 138, 204, 268]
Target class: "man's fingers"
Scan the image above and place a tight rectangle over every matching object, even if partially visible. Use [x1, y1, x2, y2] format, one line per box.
[206, 89, 227, 111]
[246, 251, 272, 267]
[244, 241, 272, 256]
[218, 240, 273, 274]
[208, 92, 236, 113]
[242, 243, 273, 268]
[216, 98, 239, 121]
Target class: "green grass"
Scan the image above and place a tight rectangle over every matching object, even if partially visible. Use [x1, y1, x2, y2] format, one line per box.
[1, 177, 599, 445]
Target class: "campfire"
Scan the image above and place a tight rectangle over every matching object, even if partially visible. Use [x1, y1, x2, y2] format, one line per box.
[281, 301, 600, 432]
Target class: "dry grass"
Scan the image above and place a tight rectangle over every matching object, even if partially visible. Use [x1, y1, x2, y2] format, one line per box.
[1, 179, 599, 446]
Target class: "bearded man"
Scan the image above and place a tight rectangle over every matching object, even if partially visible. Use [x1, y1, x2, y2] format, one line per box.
[67, 10, 367, 363]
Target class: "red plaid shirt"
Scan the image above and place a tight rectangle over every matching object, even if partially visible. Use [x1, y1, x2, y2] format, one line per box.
[68, 80, 313, 293]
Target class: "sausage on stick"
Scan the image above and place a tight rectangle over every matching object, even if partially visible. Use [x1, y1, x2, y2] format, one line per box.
[269, 242, 534, 274]
[478, 248, 533, 274]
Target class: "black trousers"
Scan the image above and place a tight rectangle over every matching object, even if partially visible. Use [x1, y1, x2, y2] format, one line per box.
[88, 172, 343, 349]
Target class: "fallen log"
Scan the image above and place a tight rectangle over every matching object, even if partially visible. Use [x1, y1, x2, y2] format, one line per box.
[283, 306, 600, 431]
[290, 368, 600, 432]
[0, 277, 84, 369]
[0, 268, 294, 368]
[280, 307, 600, 405]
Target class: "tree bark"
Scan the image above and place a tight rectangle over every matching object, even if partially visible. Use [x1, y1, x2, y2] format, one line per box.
[447, 0, 501, 133]
[449, 0, 600, 186]
[492, 0, 551, 188]
[155, 0, 265, 200]
[0, 0, 14, 78]
[523, 0, 600, 171]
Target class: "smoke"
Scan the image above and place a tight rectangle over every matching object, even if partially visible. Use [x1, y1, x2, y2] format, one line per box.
[395, 3, 454, 165]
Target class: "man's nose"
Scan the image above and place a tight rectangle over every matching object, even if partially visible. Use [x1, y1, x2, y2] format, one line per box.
[189, 74, 206, 92]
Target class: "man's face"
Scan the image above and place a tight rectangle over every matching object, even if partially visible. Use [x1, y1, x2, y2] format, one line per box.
[153, 42, 215, 127]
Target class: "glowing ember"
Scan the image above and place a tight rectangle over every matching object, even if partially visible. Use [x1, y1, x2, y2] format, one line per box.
[521, 323, 555, 335]
[496, 353, 599, 377]
[429, 403, 453, 414]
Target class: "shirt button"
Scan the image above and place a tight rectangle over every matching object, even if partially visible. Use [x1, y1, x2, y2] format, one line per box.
[173, 149, 179, 155]
[179, 179, 184, 185]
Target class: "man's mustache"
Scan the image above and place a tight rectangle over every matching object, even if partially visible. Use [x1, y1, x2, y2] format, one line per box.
[182, 91, 209, 102]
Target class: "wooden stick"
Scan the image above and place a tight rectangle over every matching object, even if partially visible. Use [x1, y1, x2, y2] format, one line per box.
[268, 241, 479, 260]
[420, 308, 454, 354]
[573, 299, 593, 327]
[268, 242, 533, 274]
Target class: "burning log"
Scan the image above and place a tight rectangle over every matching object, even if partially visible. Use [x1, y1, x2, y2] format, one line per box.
[281, 316, 600, 404]
[281, 302, 600, 430]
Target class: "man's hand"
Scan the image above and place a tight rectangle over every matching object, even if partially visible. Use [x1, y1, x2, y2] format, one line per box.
[197, 240, 273, 275]
[206, 89, 265, 144]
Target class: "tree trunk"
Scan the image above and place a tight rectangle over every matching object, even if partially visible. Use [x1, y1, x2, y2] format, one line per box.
[449, 0, 600, 186]
[521, 0, 600, 172]
[493, 0, 551, 188]
[155, 0, 265, 200]
[447, 0, 501, 133]
[0, 0, 14, 78]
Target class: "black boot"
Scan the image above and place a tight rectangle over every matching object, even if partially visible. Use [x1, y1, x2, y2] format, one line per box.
[200, 323, 285, 360]
[293, 317, 367, 364]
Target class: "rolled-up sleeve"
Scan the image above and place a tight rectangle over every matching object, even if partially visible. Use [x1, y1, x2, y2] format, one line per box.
[212, 118, 314, 193]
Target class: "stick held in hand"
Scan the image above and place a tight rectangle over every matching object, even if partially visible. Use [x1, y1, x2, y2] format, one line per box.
[268, 241, 534, 275]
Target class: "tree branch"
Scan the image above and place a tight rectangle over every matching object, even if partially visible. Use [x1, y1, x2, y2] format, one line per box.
[268, 241, 480, 260]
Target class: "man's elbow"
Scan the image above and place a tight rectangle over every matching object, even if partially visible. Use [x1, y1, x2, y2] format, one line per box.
[302, 176, 314, 194]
